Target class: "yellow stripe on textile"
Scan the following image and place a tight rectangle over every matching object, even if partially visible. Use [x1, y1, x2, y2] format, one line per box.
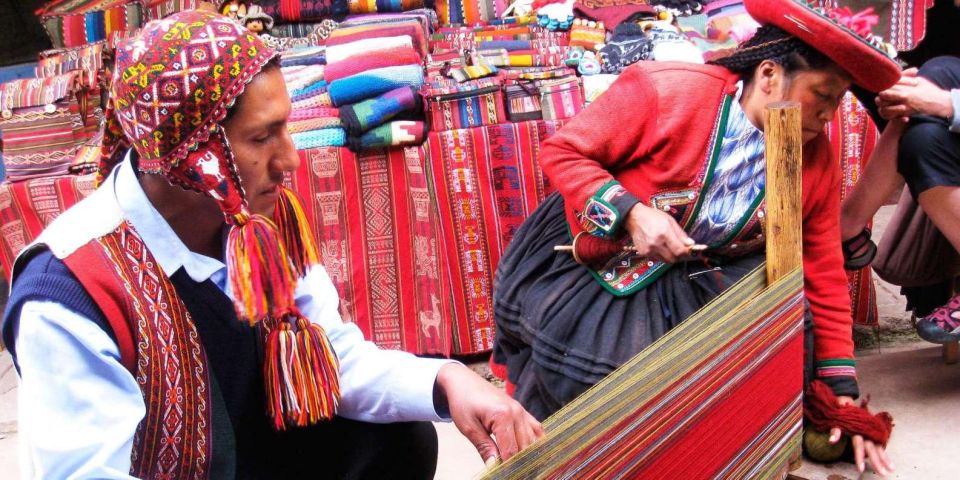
[483, 265, 805, 479]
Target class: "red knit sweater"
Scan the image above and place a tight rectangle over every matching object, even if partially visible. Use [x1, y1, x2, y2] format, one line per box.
[541, 62, 855, 388]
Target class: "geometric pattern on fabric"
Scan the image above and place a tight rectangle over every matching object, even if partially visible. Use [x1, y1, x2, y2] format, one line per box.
[79, 222, 211, 478]
[825, 92, 880, 328]
[0, 175, 97, 278]
[103, 11, 275, 218]
[483, 265, 805, 479]
[426, 120, 561, 353]
[888, 0, 935, 51]
[286, 146, 451, 354]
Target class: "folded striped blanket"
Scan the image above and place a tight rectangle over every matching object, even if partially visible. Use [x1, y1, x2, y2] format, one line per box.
[325, 48, 422, 83]
[282, 65, 327, 92]
[339, 9, 438, 34]
[347, 120, 426, 152]
[326, 35, 414, 64]
[288, 117, 344, 133]
[328, 65, 424, 106]
[478, 40, 533, 51]
[339, 86, 421, 136]
[289, 81, 329, 102]
[327, 22, 429, 57]
[292, 128, 346, 150]
[280, 46, 326, 67]
[289, 107, 341, 121]
[291, 92, 333, 110]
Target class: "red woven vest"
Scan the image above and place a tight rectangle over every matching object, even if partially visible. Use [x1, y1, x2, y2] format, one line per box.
[63, 222, 213, 479]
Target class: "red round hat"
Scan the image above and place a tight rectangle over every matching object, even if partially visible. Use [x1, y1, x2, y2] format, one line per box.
[744, 0, 901, 92]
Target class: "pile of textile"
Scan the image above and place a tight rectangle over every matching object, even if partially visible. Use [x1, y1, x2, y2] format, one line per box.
[281, 52, 346, 149]
[324, 13, 434, 151]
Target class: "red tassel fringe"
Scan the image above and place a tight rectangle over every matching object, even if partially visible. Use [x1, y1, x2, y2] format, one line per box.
[804, 379, 894, 447]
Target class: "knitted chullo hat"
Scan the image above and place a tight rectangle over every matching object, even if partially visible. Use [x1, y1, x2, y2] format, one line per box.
[100, 10, 339, 430]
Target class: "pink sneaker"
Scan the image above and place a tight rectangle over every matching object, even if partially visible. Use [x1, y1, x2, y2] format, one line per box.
[916, 293, 960, 344]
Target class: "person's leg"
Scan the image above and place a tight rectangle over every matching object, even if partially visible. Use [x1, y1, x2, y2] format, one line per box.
[897, 56, 960, 342]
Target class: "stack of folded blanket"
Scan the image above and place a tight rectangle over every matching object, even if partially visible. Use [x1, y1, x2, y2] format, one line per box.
[281, 54, 344, 149]
[320, 15, 432, 151]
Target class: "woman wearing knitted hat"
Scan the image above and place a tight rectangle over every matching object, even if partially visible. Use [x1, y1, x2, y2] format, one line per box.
[493, 0, 899, 475]
[2, 10, 541, 478]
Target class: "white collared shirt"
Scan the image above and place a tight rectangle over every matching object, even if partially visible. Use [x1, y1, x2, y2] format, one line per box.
[13, 155, 451, 479]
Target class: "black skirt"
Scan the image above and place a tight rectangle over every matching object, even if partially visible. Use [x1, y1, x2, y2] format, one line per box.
[492, 192, 767, 420]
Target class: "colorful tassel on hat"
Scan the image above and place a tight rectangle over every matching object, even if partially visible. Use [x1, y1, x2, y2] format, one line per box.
[274, 187, 320, 279]
[226, 212, 297, 322]
[264, 313, 341, 430]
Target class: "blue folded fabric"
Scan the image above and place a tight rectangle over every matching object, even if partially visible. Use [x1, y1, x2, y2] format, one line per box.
[328, 64, 424, 106]
[478, 40, 531, 52]
[291, 128, 346, 150]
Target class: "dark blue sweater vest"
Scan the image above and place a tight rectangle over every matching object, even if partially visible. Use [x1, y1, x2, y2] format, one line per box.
[3, 250, 270, 478]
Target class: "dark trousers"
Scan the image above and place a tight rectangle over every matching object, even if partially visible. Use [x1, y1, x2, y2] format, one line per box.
[238, 417, 439, 479]
[898, 56, 960, 199]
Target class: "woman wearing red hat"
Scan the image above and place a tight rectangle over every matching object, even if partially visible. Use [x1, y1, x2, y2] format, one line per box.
[493, 0, 899, 475]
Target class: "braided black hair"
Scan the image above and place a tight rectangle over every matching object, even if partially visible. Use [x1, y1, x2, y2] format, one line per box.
[709, 25, 835, 83]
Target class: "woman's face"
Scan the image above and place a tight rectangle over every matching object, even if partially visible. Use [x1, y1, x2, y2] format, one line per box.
[776, 65, 852, 144]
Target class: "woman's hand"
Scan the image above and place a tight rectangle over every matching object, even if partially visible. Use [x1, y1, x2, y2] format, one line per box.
[623, 203, 695, 263]
[831, 395, 895, 476]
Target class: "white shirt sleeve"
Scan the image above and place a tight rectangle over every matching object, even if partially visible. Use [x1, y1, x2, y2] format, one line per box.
[15, 301, 143, 480]
[295, 265, 456, 423]
[949, 89, 960, 133]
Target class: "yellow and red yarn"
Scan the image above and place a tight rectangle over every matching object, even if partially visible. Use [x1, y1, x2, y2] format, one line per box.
[274, 186, 321, 278]
[226, 212, 297, 323]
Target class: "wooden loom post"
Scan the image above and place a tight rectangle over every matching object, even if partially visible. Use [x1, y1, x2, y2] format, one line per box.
[764, 102, 804, 284]
[764, 101, 804, 472]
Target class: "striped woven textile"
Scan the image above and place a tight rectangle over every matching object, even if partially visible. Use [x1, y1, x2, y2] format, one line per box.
[37, 0, 145, 48]
[327, 65, 425, 106]
[426, 120, 563, 352]
[484, 265, 805, 479]
[825, 92, 880, 328]
[291, 128, 346, 150]
[143, 0, 199, 19]
[288, 117, 343, 134]
[36, 41, 106, 86]
[286, 146, 451, 354]
[0, 174, 98, 275]
[347, 0, 427, 15]
[0, 73, 103, 182]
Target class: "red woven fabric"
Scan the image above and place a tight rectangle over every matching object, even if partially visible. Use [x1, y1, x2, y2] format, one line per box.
[427, 120, 563, 353]
[0, 175, 96, 277]
[825, 93, 881, 328]
[805, 380, 894, 446]
[287, 146, 453, 354]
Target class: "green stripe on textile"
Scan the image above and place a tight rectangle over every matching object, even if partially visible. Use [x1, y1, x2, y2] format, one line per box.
[816, 359, 856, 367]
[483, 265, 805, 479]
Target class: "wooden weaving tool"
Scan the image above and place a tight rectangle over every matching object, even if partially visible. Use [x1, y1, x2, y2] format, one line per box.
[482, 102, 805, 479]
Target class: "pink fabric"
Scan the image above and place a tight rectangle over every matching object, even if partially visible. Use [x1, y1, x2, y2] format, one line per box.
[325, 48, 423, 82]
[326, 24, 428, 57]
